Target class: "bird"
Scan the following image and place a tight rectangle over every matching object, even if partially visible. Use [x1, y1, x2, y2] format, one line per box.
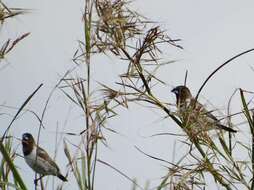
[171, 85, 237, 134]
[22, 133, 67, 185]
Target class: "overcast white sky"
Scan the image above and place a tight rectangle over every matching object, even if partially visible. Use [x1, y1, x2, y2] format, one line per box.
[2, 0, 254, 189]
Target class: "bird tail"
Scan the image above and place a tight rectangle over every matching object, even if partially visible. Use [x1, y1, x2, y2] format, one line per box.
[217, 124, 237, 133]
[57, 174, 67, 182]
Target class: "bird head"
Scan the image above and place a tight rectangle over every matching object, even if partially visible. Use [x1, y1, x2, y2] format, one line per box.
[171, 85, 192, 107]
[22, 133, 36, 155]
[22, 133, 35, 147]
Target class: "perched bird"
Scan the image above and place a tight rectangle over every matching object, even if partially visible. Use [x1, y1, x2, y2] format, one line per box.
[171, 85, 237, 134]
[22, 133, 67, 184]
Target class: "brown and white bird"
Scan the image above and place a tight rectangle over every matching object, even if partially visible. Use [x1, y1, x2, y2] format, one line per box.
[171, 85, 237, 134]
[22, 133, 67, 184]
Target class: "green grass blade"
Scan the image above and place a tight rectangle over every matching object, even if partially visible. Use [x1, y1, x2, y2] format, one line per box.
[0, 141, 27, 190]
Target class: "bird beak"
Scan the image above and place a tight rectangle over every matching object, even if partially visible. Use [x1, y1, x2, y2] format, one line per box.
[171, 88, 180, 106]
[171, 88, 177, 94]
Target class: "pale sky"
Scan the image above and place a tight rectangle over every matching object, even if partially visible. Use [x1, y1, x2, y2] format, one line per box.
[2, 1, 254, 189]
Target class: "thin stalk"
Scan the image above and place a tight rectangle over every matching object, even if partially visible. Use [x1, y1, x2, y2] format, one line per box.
[2, 83, 43, 139]
[195, 48, 254, 102]
[192, 140, 232, 190]
[251, 112, 254, 190]
[84, 0, 93, 189]
[91, 142, 98, 190]
[84, 0, 92, 95]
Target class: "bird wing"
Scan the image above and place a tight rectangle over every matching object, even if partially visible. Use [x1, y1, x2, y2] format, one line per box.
[189, 98, 219, 121]
[37, 146, 60, 172]
[189, 98, 237, 132]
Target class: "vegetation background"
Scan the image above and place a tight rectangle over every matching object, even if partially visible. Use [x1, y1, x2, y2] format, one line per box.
[1, 0, 254, 190]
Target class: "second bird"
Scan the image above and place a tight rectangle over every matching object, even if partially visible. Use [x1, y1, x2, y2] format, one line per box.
[171, 85, 237, 133]
[22, 133, 67, 184]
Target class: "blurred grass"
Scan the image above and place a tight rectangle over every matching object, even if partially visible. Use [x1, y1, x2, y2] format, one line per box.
[0, 138, 27, 190]
[0, 1, 26, 24]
